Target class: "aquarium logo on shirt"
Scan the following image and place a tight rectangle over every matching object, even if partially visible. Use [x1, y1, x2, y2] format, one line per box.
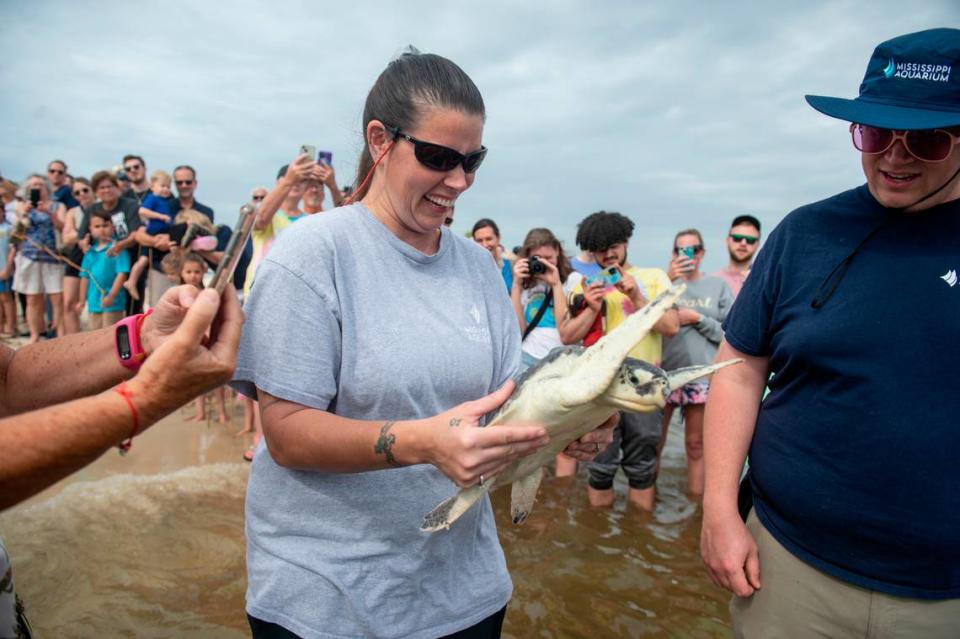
[941, 269, 957, 287]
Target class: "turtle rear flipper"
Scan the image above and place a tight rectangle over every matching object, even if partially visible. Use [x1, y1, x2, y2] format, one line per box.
[421, 482, 492, 532]
[510, 467, 544, 524]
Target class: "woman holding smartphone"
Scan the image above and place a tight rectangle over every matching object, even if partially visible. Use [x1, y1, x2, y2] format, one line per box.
[662, 229, 733, 496]
[13, 174, 66, 342]
[232, 50, 613, 639]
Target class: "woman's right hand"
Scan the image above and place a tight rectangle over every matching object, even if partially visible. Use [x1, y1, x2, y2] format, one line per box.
[78, 233, 91, 253]
[667, 254, 692, 281]
[512, 258, 529, 284]
[424, 380, 550, 487]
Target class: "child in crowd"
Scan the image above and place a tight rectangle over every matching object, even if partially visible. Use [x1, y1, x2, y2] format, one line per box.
[124, 170, 173, 301]
[77, 211, 130, 328]
[175, 252, 230, 424]
[0, 216, 17, 338]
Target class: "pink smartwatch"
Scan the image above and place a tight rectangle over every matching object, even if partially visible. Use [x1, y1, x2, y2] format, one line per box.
[115, 310, 153, 371]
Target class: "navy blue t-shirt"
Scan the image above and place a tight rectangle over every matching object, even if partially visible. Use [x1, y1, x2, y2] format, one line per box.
[724, 185, 960, 599]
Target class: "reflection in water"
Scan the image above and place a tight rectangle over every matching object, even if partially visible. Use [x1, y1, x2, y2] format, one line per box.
[1, 419, 730, 638]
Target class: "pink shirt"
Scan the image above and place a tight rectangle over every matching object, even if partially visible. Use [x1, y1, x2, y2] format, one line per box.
[713, 266, 749, 298]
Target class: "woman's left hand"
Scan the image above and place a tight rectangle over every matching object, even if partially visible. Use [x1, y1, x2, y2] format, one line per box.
[677, 307, 701, 325]
[536, 258, 561, 288]
[562, 413, 618, 461]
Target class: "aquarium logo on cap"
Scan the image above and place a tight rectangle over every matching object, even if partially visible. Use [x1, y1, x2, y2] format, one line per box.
[883, 57, 952, 82]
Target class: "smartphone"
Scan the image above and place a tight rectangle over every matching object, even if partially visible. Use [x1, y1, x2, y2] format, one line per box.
[29, 188, 40, 207]
[678, 246, 696, 271]
[317, 150, 333, 166]
[299, 144, 317, 159]
[209, 203, 257, 294]
[584, 266, 621, 288]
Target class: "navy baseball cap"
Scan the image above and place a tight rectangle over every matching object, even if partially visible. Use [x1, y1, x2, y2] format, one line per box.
[806, 28, 960, 130]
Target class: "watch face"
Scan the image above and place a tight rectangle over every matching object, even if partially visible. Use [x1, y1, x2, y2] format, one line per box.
[116, 325, 132, 360]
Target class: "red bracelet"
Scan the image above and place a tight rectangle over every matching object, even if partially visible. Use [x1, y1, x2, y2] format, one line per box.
[113, 382, 139, 455]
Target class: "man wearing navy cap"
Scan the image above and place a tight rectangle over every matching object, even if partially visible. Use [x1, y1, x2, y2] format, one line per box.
[701, 29, 960, 637]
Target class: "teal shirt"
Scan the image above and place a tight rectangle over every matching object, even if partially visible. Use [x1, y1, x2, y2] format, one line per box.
[80, 242, 131, 312]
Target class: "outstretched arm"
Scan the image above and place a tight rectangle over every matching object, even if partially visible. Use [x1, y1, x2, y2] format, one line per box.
[0, 287, 241, 510]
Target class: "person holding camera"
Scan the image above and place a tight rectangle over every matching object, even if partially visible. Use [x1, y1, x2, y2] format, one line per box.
[661, 229, 732, 497]
[12, 174, 67, 343]
[232, 50, 614, 639]
[510, 228, 580, 476]
[561, 211, 679, 510]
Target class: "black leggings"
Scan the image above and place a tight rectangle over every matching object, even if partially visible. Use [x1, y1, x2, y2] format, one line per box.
[248, 606, 506, 639]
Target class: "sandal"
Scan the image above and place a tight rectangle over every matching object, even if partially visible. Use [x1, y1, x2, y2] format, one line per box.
[243, 446, 255, 462]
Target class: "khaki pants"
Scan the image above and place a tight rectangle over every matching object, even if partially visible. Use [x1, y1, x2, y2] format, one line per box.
[87, 311, 124, 330]
[732, 512, 960, 638]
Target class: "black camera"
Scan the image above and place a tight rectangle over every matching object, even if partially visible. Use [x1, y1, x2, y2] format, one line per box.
[528, 255, 547, 275]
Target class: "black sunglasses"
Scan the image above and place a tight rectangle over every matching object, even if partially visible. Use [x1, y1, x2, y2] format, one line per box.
[388, 126, 487, 173]
[673, 244, 704, 255]
[252, 195, 265, 201]
[124, 164, 142, 171]
[73, 187, 91, 195]
[48, 168, 65, 175]
[176, 179, 194, 186]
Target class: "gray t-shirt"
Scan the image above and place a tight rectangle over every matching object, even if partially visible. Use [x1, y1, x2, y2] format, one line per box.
[661, 275, 734, 371]
[232, 203, 520, 639]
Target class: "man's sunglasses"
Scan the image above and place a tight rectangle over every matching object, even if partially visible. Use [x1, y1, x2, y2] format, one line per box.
[729, 234, 758, 245]
[176, 179, 194, 186]
[252, 195, 265, 201]
[48, 168, 65, 175]
[850, 123, 960, 163]
[124, 164, 142, 171]
[73, 187, 91, 196]
[389, 126, 487, 173]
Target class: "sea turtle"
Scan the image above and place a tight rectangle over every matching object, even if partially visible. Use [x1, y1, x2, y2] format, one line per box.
[421, 282, 741, 532]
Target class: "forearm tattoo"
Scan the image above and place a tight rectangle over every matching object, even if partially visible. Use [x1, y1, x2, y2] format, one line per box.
[374, 421, 399, 466]
[449, 418, 461, 428]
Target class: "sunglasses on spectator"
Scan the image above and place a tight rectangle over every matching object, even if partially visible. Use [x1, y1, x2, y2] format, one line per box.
[124, 164, 142, 171]
[388, 126, 487, 173]
[73, 187, 91, 195]
[48, 168, 65, 175]
[673, 245, 703, 255]
[176, 179, 194, 186]
[850, 123, 960, 163]
[729, 234, 758, 245]
[252, 195, 265, 201]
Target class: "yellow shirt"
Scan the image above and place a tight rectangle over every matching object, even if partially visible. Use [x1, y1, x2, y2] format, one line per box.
[244, 212, 300, 295]
[573, 266, 671, 364]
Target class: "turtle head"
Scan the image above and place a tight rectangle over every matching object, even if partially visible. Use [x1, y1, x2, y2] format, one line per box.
[600, 358, 669, 413]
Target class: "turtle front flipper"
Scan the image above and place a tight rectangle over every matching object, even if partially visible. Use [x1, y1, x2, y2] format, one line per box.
[665, 358, 743, 391]
[560, 283, 686, 408]
[421, 481, 493, 532]
[510, 467, 544, 524]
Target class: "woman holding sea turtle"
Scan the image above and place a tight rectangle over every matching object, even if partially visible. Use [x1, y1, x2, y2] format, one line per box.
[233, 50, 614, 638]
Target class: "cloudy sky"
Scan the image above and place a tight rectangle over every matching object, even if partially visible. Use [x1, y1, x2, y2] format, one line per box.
[2, 1, 956, 271]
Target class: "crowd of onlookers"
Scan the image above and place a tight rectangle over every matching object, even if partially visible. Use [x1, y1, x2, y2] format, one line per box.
[0, 153, 763, 480]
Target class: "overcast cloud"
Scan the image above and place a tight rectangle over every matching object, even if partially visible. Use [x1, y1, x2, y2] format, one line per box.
[1, 1, 957, 271]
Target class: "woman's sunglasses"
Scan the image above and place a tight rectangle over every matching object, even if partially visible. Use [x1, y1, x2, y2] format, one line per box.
[850, 123, 960, 163]
[388, 126, 487, 173]
[729, 234, 758, 245]
[673, 244, 704, 255]
[73, 187, 91, 196]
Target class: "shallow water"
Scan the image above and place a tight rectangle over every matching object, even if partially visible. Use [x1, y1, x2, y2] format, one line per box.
[1, 410, 730, 638]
